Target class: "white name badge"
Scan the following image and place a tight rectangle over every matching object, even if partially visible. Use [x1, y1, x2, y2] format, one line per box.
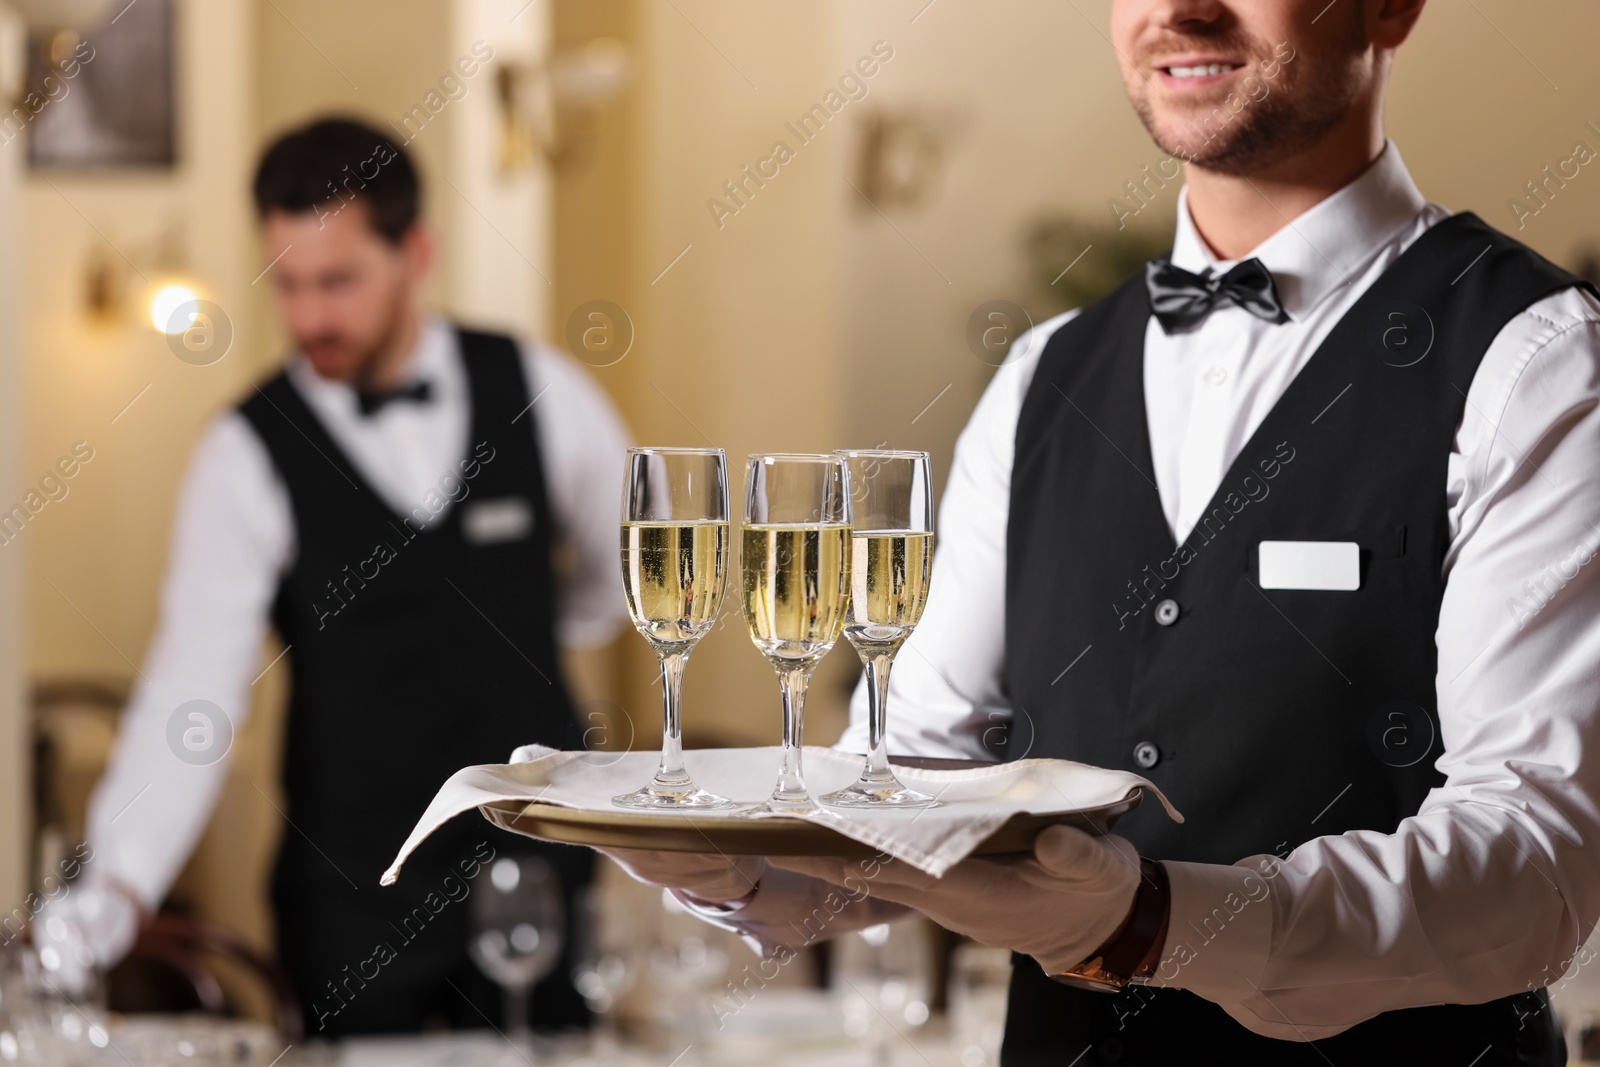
[461, 497, 534, 545]
[1258, 540, 1360, 591]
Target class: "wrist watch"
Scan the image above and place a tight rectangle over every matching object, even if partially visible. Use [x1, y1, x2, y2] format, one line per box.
[1048, 857, 1170, 992]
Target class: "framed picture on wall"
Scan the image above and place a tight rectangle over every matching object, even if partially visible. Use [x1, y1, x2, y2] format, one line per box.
[25, 0, 176, 169]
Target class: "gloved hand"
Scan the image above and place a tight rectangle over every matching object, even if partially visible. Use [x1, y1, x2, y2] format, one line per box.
[769, 825, 1142, 973]
[33, 874, 142, 997]
[598, 848, 767, 905]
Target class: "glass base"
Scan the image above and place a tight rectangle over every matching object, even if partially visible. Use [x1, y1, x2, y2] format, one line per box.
[821, 776, 938, 809]
[736, 793, 827, 818]
[612, 777, 733, 810]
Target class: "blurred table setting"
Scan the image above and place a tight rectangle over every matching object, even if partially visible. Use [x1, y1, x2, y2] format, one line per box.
[2, 856, 1020, 1067]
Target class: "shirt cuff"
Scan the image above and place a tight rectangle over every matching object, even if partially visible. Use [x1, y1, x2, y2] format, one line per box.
[1148, 859, 1273, 1002]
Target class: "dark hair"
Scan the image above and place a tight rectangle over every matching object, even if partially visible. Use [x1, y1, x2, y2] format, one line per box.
[252, 117, 420, 243]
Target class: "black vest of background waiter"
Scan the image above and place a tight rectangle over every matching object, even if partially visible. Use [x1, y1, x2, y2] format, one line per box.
[1000, 214, 1595, 1066]
[239, 327, 593, 1036]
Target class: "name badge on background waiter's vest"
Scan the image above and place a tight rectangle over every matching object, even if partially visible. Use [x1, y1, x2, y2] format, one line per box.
[461, 496, 535, 545]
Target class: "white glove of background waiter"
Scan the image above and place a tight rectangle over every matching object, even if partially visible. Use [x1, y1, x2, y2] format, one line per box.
[31, 872, 143, 997]
[771, 825, 1143, 973]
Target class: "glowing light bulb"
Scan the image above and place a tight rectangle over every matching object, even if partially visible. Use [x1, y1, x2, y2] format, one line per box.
[149, 282, 200, 334]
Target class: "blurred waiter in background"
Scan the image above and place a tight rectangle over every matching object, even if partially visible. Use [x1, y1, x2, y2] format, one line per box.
[45, 117, 629, 1035]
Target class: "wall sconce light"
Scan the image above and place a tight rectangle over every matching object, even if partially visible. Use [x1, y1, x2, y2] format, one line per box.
[852, 107, 963, 214]
[495, 36, 628, 174]
[83, 219, 201, 333]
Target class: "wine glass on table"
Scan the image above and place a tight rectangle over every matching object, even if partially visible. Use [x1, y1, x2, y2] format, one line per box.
[823, 450, 937, 808]
[570, 885, 639, 1062]
[739, 453, 853, 817]
[613, 447, 734, 809]
[468, 855, 565, 1049]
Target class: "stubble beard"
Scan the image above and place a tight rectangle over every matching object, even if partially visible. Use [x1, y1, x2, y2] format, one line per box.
[1128, 42, 1366, 178]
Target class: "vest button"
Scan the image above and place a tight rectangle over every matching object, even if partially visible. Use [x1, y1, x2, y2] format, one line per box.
[1133, 741, 1161, 769]
[1154, 598, 1180, 626]
[1098, 1036, 1126, 1062]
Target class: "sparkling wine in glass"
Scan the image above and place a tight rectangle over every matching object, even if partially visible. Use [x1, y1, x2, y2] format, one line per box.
[823, 450, 937, 808]
[613, 447, 734, 810]
[740, 453, 852, 816]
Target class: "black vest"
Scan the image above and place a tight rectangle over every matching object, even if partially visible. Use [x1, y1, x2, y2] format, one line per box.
[238, 328, 580, 897]
[1001, 215, 1592, 1065]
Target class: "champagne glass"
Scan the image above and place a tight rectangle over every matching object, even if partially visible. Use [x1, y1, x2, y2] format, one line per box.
[824, 451, 937, 808]
[740, 453, 852, 816]
[468, 855, 565, 1045]
[614, 447, 733, 809]
[570, 887, 636, 1061]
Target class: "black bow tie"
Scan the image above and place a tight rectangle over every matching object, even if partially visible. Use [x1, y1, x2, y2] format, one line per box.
[1145, 257, 1290, 334]
[355, 378, 432, 417]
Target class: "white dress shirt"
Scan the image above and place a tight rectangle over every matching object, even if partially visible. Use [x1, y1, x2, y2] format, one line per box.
[84, 316, 631, 912]
[736, 144, 1600, 1039]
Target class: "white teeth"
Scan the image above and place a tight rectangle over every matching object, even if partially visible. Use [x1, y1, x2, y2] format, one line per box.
[1167, 63, 1238, 78]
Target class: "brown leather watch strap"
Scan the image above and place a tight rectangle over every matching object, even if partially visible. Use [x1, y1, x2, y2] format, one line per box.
[1048, 857, 1170, 991]
[1109, 857, 1170, 980]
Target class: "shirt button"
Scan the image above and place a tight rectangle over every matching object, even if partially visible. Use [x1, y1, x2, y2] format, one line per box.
[1154, 598, 1180, 626]
[1133, 742, 1161, 770]
[1205, 365, 1228, 386]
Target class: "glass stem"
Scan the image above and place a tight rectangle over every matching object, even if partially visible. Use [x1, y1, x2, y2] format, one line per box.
[654, 651, 691, 787]
[504, 981, 530, 1039]
[773, 665, 812, 802]
[860, 651, 896, 784]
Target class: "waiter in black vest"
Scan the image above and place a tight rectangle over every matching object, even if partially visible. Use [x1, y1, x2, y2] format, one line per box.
[602, 2, 1600, 1064]
[60, 118, 630, 1035]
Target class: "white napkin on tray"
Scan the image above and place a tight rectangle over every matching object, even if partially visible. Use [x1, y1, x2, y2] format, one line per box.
[382, 745, 1181, 885]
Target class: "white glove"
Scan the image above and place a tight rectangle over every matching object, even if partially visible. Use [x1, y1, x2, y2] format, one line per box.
[598, 848, 767, 905]
[33, 875, 142, 998]
[770, 825, 1142, 973]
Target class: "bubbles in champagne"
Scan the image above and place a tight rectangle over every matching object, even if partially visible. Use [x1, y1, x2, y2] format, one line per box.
[845, 531, 933, 652]
[740, 523, 851, 668]
[620, 521, 729, 650]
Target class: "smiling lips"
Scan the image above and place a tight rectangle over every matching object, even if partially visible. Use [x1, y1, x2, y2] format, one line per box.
[1167, 62, 1242, 78]
[1155, 59, 1245, 88]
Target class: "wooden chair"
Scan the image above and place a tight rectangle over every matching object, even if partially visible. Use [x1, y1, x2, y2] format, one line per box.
[121, 912, 304, 1042]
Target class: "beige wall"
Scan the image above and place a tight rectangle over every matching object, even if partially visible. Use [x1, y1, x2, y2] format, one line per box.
[0, 3, 27, 909]
[553, 0, 861, 752]
[24, 0, 255, 680]
[1390, 2, 1600, 258]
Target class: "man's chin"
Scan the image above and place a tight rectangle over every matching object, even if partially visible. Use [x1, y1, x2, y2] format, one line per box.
[1146, 106, 1224, 146]
[303, 352, 360, 382]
